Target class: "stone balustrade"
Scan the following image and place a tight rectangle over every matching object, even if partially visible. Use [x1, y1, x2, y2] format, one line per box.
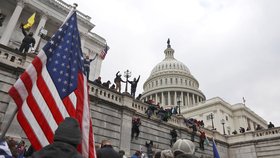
[253, 127, 280, 139]
[0, 44, 25, 68]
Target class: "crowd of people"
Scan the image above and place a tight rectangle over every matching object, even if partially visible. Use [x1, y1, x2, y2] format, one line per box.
[144, 100, 179, 122]
[92, 71, 141, 99]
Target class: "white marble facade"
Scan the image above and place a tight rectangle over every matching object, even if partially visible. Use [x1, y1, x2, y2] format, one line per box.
[0, 0, 106, 81]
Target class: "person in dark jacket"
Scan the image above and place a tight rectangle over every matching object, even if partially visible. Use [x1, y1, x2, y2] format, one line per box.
[128, 75, 140, 98]
[96, 139, 119, 158]
[170, 129, 178, 146]
[19, 23, 35, 54]
[31, 117, 83, 158]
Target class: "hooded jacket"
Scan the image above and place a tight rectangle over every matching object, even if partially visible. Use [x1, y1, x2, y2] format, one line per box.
[31, 117, 83, 158]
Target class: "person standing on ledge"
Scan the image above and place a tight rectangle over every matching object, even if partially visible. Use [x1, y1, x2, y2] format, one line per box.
[114, 71, 125, 93]
[128, 75, 140, 98]
[19, 23, 35, 54]
[84, 53, 97, 80]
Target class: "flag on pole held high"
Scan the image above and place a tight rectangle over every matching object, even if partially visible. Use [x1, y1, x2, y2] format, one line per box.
[8, 9, 95, 158]
[23, 12, 36, 30]
[99, 44, 109, 60]
[213, 138, 220, 158]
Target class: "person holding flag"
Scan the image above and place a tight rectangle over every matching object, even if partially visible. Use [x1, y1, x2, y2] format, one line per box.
[19, 22, 35, 54]
[8, 4, 95, 158]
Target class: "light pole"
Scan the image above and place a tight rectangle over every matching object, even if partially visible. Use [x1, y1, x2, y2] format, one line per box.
[209, 113, 215, 130]
[124, 69, 131, 93]
[221, 119, 226, 135]
[177, 97, 181, 114]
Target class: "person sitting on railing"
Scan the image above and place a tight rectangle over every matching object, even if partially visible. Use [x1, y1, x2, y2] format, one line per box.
[239, 127, 245, 133]
[232, 130, 238, 135]
[256, 125, 263, 130]
[246, 127, 251, 131]
[136, 94, 142, 100]
[268, 122, 275, 129]
[109, 84, 116, 91]
[93, 76, 102, 85]
[131, 117, 141, 140]
[102, 80, 111, 88]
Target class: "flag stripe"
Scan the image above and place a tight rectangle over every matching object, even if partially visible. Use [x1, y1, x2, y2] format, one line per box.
[31, 56, 44, 76]
[69, 92, 77, 109]
[62, 96, 76, 117]
[81, 74, 90, 157]
[32, 84, 58, 132]
[26, 64, 37, 84]
[26, 95, 54, 143]
[8, 87, 23, 107]
[75, 73, 85, 154]
[17, 110, 43, 150]
[14, 79, 28, 102]
[37, 74, 65, 124]
[20, 72, 33, 94]
[41, 67, 70, 118]
[21, 102, 49, 147]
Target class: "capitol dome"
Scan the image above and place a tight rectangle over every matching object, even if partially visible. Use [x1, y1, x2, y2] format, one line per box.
[142, 39, 205, 109]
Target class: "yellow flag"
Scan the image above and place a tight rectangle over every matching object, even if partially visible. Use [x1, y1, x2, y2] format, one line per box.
[23, 12, 36, 29]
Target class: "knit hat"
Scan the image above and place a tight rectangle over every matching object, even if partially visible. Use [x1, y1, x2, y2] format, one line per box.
[54, 117, 81, 146]
[172, 139, 195, 155]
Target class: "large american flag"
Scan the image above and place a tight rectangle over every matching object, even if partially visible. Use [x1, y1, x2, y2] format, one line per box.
[8, 11, 95, 158]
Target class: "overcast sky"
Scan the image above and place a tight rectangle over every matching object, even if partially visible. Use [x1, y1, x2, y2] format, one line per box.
[65, 0, 280, 126]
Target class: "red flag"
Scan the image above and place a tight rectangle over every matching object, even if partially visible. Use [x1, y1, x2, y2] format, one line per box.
[8, 10, 95, 158]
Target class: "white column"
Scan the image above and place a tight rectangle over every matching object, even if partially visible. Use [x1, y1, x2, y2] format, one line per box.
[161, 92, 164, 105]
[187, 93, 190, 106]
[180, 92, 184, 106]
[0, 0, 25, 45]
[192, 94, 195, 105]
[174, 91, 177, 106]
[80, 33, 86, 53]
[168, 91, 171, 105]
[155, 93, 158, 104]
[34, 14, 48, 49]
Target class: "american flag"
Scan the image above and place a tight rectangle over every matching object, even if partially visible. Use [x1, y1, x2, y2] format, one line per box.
[99, 44, 109, 60]
[8, 11, 95, 158]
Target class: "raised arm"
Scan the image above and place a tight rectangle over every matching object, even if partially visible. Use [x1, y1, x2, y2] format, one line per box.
[21, 23, 27, 36]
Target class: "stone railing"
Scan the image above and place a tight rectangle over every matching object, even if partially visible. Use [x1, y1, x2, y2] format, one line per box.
[227, 127, 280, 144]
[253, 127, 280, 139]
[88, 83, 123, 106]
[0, 44, 26, 68]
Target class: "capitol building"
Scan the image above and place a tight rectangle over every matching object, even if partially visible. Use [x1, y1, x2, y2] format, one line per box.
[1, 0, 280, 157]
[142, 40, 267, 135]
